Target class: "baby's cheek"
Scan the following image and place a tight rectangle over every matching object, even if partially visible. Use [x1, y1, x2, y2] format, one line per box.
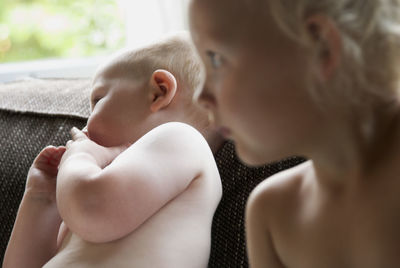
[86, 115, 102, 141]
[86, 116, 119, 146]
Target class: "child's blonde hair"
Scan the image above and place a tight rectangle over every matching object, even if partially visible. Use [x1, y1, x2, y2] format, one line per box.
[249, 0, 400, 108]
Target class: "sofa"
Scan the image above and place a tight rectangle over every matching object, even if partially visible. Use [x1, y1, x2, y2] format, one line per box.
[0, 78, 305, 267]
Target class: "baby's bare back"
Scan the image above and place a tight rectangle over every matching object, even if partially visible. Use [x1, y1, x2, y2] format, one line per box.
[252, 161, 400, 268]
[42, 123, 222, 267]
[44, 168, 221, 268]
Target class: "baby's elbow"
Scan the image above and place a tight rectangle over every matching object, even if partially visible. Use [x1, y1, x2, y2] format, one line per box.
[70, 211, 134, 244]
[63, 204, 119, 244]
[72, 219, 118, 244]
[58, 180, 116, 243]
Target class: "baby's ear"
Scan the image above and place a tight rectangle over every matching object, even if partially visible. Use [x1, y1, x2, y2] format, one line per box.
[149, 69, 178, 112]
[305, 14, 342, 81]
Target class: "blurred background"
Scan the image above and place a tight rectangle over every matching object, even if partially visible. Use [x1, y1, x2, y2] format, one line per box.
[0, 0, 189, 82]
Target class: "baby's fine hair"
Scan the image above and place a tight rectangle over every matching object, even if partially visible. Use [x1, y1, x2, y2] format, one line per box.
[249, 0, 400, 107]
[97, 32, 203, 95]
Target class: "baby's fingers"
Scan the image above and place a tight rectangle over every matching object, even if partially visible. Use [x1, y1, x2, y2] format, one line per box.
[70, 127, 88, 141]
[52, 146, 66, 166]
[33, 146, 66, 170]
[35, 146, 57, 164]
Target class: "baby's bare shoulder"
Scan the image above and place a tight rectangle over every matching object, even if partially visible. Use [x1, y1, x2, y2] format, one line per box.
[143, 122, 210, 151]
[136, 122, 216, 173]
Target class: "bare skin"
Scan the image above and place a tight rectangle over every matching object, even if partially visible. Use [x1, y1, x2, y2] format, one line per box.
[189, 0, 400, 267]
[43, 123, 221, 268]
[247, 152, 400, 267]
[3, 146, 66, 268]
[4, 39, 223, 268]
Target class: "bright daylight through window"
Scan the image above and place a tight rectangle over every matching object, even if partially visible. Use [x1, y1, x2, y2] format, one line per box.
[0, 0, 189, 82]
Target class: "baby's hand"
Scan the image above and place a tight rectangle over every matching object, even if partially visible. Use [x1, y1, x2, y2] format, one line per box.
[61, 127, 127, 168]
[26, 146, 66, 199]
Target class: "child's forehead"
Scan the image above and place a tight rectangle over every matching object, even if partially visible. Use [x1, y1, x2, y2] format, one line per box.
[191, 0, 261, 21]
[191, 0, 268, 41]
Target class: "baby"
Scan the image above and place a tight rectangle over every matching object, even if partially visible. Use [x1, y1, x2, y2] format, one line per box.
[189, 0, 400, 267]
[4, 33, 223, 268]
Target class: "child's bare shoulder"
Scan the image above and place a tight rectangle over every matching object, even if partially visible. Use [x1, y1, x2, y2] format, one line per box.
[247, 160, 312, 223]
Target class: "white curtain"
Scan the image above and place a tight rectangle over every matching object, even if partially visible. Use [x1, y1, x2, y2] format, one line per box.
[118, 0, 190, 48]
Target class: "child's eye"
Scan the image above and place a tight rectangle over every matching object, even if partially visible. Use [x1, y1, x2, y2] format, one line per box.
[206, 51, 223, 69]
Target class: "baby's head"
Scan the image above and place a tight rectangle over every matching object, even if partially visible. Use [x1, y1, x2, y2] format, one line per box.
[189, 0, 400, 165]
[87, 32, 213, 147]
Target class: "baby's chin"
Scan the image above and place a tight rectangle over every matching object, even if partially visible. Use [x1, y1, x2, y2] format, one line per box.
[88, 131, 118, 147]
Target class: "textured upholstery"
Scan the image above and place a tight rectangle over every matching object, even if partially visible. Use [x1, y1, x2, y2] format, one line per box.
[0, 79, 305, 267]
[0, 110, 86, 265]
[211, 143, 304, 267]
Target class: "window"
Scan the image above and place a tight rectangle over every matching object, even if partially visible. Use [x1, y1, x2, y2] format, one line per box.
[122, 0, 189, 48]
[0, 0, 189, 82]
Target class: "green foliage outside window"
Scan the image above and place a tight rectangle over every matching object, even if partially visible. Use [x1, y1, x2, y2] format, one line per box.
[0, 0, 125, 63]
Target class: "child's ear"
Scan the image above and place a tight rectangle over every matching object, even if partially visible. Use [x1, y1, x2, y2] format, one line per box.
[149, 69, 177, 112]
[305, 14, 342, 81]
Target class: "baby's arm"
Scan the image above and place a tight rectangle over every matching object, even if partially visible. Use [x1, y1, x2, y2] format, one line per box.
[57, 122, 208, 243]
[3, 146, 66, 268]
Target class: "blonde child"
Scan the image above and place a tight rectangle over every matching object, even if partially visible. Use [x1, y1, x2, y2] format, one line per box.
[4, 33, 224, 268]
[189, 0, 400, 267]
